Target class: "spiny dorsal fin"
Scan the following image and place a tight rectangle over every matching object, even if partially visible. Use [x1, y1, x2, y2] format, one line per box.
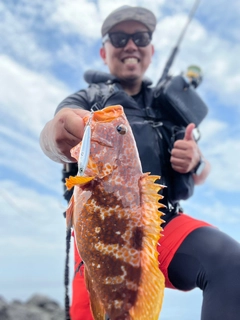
[129, 173, 165, 320]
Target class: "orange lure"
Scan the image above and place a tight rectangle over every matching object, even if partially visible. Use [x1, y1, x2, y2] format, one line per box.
[66, 105, 165, 320]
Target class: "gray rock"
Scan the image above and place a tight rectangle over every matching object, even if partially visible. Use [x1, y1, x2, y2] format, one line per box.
[26, 294, 61, 313]
[0, 294, 65, 320]
[0, 296, 10, 320]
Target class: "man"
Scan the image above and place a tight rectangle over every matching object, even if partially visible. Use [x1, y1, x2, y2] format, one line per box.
[40, 5, 240, 320]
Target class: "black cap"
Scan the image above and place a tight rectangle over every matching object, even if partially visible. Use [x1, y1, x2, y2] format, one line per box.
[101, 5, 157, 36]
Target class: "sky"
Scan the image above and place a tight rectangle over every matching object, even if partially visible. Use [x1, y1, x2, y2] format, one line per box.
[0, 0, 240, 318]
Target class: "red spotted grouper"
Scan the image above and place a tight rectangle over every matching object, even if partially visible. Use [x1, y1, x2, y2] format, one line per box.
[65, 105, 165, 320]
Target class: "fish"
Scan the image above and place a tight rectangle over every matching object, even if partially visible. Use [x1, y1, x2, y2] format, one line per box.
[65, 105, 165, 320]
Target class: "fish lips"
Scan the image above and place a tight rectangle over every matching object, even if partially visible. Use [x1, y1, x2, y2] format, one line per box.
[91, 136, 113, 148]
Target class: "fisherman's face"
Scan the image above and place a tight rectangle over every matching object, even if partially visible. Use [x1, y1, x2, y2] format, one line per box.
[100, 21, 154, 86]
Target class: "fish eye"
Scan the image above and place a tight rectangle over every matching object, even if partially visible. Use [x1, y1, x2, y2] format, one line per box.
[116, 124, 127, 135]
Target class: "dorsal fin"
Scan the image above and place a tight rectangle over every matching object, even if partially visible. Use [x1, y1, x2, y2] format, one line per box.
[130, 173, 165, 319]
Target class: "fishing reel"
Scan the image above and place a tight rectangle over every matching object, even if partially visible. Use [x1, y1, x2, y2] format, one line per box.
[185, 65, 203, 89]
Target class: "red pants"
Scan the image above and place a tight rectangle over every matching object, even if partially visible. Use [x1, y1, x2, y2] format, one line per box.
[70, 239, 93, 320]
[70, 213, 212, 320]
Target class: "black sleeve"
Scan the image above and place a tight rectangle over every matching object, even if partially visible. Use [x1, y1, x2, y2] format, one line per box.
[54, 89, 91, 115]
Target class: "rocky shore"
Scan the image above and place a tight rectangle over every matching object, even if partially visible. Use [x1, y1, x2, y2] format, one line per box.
[0, 294, 65, 320]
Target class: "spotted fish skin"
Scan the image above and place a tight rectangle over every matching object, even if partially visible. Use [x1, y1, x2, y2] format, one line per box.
[66, 105, 165, 320]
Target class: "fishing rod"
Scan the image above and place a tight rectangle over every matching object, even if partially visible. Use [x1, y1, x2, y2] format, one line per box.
[156, 0, 202, 87]
[152, 0, 208, 128]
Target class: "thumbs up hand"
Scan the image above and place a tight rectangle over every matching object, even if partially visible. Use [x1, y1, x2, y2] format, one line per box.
[170, 123, 201, 173]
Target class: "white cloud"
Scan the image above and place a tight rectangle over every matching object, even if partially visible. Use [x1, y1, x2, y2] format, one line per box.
[0, 55, 70, 135]
[0, 2, 53, 69]
[51, 0, 101, 39]
[0, 55, 70, 192]
[0, 180, 65, 224]
[0, 178, 72, 304]
[183, 195, 240, 225]
[197, 120, 240, 192]
[0, 180, 67, 269]
[161, 288, 202, 320]
[199, 119, 228, 140]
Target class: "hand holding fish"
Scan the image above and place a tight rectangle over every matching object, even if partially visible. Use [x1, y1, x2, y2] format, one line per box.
[40, 107, 90, 163]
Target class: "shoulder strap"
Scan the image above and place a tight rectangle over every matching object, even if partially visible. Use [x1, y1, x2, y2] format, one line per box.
[84, 70, 117, 84]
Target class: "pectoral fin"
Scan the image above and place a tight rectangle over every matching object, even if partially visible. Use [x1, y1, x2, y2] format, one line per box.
[65, 176, 94, 190]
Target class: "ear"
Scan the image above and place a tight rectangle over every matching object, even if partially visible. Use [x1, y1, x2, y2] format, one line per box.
[151, 44, 155, 56]
[150, 44, 155, 63]
[100, 47, 107, 64]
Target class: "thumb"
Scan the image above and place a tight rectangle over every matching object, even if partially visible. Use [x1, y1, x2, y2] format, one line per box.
[184, 123, 196, 141]
[73, 108, 91, 119]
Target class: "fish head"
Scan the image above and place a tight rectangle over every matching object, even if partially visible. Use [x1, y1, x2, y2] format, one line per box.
[71, 105, 141, 179]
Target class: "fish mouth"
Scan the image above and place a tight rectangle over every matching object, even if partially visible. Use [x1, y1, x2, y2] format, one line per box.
[93, 105, 124, 122]
[91, 137, 113, 147]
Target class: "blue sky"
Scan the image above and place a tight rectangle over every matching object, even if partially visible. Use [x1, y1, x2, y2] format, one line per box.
[0, 0, 240, 318]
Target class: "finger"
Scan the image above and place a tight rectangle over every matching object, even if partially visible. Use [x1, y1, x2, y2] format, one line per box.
[171, 155, 190, 172]
[55, 130, 80, 160]
[173, 139, 197, 154]
[170, 153, 189, 166]
[64, 109, 90, 140]
[171, 149, 189, 161]
[172, 140, 188, 151]
[64, 116, 85, 140]
[171, 164, 188, 173]
[184, 123, 195, 141]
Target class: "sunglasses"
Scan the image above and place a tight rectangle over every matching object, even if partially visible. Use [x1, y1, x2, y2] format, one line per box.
[102, 31, 152, 48]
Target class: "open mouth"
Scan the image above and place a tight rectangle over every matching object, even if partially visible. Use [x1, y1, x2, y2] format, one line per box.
[122, 57, 139, 64]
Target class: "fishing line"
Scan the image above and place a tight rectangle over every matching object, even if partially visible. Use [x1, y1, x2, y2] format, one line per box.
[64, 227, 72, 320]
[64, 110, 94, 319]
